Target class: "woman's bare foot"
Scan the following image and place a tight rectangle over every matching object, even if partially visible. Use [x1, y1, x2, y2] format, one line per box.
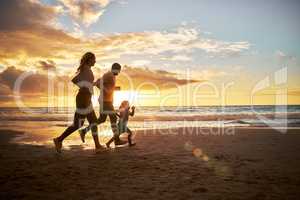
[79, 129, 86, 143]
[53, 138, 62, 153]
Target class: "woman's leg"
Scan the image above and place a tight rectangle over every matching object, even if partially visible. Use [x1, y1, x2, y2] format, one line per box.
[57, 113, 84, 142]
[54, 113, 84, 153]
[87, 110, 101, 149]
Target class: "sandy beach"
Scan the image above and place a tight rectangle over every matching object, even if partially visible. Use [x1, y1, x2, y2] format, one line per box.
[1, 127, 300, 199]
[1, 0, 300, 199]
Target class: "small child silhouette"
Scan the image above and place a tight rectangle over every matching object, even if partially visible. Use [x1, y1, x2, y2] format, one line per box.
[106, 101, 136, 147]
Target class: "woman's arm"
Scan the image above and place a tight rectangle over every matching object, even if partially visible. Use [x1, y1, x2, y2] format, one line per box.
[71, 73, 83, 88]
[71, 73, 80, 85]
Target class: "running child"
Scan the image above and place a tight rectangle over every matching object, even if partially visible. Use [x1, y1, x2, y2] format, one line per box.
[106, 100, 136, 147]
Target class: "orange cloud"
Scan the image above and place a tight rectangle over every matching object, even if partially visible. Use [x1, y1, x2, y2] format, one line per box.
[117, 66, 201, 90]
[0, 66, 73, 106]
[37, 60, 57, 71]
[0, 64, 201, 105]
[0, 0, 58, 31]
[0, 1, 251, 73]
[0, 0, 79, 65]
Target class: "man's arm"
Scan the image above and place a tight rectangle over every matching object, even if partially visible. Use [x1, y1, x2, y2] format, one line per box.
[94, 78, 102, 88]
[94, 78, 115, 90]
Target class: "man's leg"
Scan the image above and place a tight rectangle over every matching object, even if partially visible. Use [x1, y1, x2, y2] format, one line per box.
[58, 113, 84, 141]
[79, 113, 107, 142]
[109, 114, 127, 145]
[108, 113, 119, 141]
[105, 136, 114, 148]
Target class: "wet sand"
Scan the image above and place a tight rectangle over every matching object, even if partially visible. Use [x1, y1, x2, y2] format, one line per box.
[1, 128, 300, 199]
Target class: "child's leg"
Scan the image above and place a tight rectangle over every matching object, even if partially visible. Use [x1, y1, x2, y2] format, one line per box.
[127, 128, 135, 146]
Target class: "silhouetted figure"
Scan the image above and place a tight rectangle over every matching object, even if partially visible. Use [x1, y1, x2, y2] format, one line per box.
[106, 100, 136, 147]
[53, 52, 101, 153]
[79, 63, 126, 146]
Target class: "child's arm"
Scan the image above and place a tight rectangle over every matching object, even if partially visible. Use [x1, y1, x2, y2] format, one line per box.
[129, 106, 135, 116]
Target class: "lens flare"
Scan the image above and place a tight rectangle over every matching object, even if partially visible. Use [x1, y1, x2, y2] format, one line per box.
[193, 148, 203, 158]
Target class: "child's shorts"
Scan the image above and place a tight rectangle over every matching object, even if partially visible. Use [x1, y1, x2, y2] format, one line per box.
[117, 121, 128, 135]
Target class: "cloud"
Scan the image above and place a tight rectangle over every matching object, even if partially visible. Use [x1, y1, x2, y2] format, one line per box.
[0, 64, 201, 105]
[58, 0, 112, 26]
[0, 83, 11, 96]
[0, 67, 49, 94]
[169, 55, 192, 61]
[252, 88, 300, 96]
[0, 26, 251, 79]
[0, 0, 59, 31]
[0, 25, 251, 81]
[0, 66, 68, 105]
[0, 27, 79, 64]
[0, 1, 251, 71]
[93, 27, 251, 59]
[196, 69, 228, 80]
[130, 60, 151, 66]
[36, 60, 57, 71]
[276, 50, 286, 58]
[0, 66, 73, 105]
[190, 65, 247, 80]
[193, 40, 250, 56]
[275, 50, 296, 62]
[0, 1, 251, 78]
[117, 66, 201, 90]
[287, 89, 300, 96]
[0, 0, 79, 62]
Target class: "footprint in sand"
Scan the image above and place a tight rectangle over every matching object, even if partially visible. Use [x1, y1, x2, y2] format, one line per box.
[193, 187, 208, 193]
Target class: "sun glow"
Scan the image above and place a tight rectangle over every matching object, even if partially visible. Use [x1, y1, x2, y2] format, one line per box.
[113, 90, 139, 107]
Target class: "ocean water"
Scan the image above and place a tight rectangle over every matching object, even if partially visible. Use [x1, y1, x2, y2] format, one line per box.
[1, 105, 300, 129]
[1, 105, 299, 147]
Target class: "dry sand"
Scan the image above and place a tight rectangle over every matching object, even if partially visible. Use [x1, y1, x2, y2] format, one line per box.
[1, 127, 300, 199]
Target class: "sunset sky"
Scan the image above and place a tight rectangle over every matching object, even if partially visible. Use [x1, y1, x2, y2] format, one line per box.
[0, 0, 300, 107]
